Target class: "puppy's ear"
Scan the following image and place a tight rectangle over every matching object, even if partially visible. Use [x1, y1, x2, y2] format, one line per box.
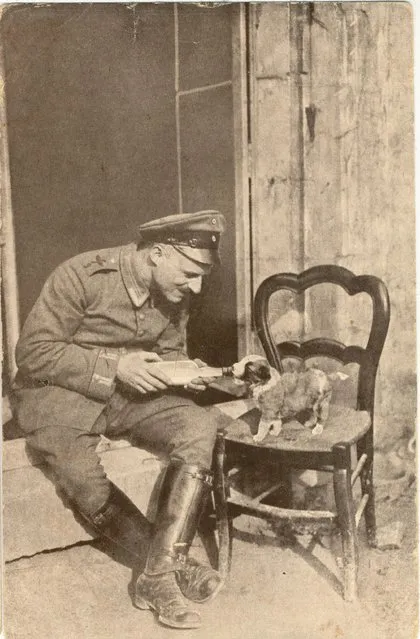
[244, 362, 255, 376]
[259, 365, 272, 381]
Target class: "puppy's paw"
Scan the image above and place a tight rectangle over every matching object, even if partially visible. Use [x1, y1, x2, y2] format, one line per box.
[311, 423, 324, 436]
[270, 420, 283, 436]
[304, 417, 318, 429]
[253, 420, 271, 442]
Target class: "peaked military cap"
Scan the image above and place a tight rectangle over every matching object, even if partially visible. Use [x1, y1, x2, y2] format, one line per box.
[138, 210, 226, 264]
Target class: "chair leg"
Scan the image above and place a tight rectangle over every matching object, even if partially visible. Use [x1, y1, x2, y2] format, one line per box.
[333, 444, 359, 602]
[213, 431, 233, 581]
[360, 456, 376, 546]
[198, 498, 220, 571]
[358, 435, 377, 547]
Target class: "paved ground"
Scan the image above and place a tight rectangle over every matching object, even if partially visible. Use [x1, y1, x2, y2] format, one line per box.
[3, 452, 417, 639]
[5, 500, 415, 639]
[2, 538, 377, 639]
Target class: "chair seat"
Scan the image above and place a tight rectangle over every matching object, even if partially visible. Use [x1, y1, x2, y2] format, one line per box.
[223, 402, 371, 453]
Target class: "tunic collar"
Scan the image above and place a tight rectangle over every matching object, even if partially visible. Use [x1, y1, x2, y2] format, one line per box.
[120, 244, 150, 308]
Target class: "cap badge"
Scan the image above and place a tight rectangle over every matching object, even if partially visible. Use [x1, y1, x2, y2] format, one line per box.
[212, 235, 216, 242]
[189, 238, 198, 248]
[211, 218, 217, 225]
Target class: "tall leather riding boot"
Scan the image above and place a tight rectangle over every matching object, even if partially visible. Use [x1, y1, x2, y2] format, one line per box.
[81, 483, 152, 571]
[134, 461, 222, 629]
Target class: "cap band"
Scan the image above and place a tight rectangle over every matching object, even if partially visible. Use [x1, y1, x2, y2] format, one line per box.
[144, 229, 220, 250]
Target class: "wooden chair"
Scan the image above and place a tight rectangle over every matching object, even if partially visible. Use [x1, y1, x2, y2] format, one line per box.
[212, 265, 390, 601]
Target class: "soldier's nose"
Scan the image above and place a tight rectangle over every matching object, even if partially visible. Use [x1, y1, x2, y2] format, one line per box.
[188, 276, 202, 294]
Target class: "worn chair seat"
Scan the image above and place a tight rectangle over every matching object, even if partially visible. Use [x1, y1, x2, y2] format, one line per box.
[224, 403, 371, 453]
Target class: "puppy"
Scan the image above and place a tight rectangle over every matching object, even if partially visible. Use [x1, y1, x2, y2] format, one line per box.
[232, 355, 347, 443]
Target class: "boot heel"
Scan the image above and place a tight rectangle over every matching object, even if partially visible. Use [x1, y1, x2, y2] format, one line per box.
[134, 595, 150, 610]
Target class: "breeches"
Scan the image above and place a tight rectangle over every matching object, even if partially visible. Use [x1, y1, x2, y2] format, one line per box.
[25, 391, 230, 516]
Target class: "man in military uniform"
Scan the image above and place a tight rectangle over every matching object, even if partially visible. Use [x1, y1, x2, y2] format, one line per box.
[13, 210, 232, 629]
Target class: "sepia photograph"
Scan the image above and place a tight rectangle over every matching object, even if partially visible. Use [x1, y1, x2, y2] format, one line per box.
[0, 2, 417, 638]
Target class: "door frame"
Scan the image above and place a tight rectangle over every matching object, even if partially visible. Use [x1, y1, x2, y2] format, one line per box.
[232, 3, 254, 358]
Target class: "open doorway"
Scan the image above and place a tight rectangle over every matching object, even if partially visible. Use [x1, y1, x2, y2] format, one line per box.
[1, 4, 243, 439]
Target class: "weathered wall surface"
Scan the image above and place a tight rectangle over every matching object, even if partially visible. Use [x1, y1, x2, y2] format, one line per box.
[250, 3, 415, 445]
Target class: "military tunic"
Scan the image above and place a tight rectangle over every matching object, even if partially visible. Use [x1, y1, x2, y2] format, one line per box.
[13, 242, 190, 434]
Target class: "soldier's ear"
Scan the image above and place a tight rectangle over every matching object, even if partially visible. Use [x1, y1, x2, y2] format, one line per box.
[149, 244, 164, 266]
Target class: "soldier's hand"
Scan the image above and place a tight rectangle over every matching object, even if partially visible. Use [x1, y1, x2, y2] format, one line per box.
[117, 351, 171, 394]
[185, 376, 217, 393]
[185, 360, 216, 393]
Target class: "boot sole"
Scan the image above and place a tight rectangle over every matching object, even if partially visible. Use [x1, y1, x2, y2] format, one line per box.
[134, 595, 202, 629]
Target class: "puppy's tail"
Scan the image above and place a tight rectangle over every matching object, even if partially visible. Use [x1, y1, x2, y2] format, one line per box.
[298, 361, 348, 382]
[327, 371, 348, 382]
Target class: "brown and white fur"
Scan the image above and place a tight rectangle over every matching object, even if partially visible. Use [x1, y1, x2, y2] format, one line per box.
[232, 355, 347, 443]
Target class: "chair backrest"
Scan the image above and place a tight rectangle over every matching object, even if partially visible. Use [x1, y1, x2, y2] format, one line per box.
[254, 265, 390, 415]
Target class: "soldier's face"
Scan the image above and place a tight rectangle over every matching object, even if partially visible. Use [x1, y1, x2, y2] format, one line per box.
[150, 245, 211, 303]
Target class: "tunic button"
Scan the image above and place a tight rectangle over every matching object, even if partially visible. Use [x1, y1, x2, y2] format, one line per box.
[138, 313, 145, 320]
[138, 329, 145, 336]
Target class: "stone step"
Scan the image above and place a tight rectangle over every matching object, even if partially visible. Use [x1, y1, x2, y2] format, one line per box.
[3, 437, 164, 561]
[2, 400, 248, 562]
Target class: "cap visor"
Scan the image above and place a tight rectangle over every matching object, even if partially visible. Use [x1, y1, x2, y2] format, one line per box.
[173, 245, 220, 265]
